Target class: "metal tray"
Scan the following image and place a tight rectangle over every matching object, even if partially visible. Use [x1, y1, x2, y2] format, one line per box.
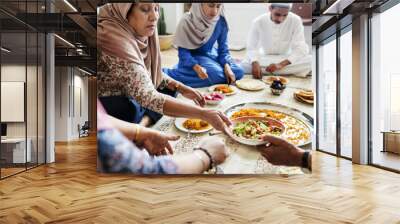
[224, 101, 313, 147]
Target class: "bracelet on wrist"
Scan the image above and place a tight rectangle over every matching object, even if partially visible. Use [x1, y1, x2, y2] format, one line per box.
[134, 124, 140, 141]
[193, 147, 213, 171]
[193, 150, 208, 171]
[174, 82, 181, 92]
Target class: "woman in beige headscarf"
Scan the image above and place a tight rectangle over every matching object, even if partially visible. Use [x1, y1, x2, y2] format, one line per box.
[97, 3, 231, 132]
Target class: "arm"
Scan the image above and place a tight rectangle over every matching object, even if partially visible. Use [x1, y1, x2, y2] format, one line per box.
[247, 20, 263, 79]
[98, 129, 227, 174]
[287, 18, 309, 65]
[163, 97, 231, 132]
[217, 18, 233, 67]
[99, 55, 167, 114]
[158, 72, 183, 91]
[98, 129, 179, 174]
[178, 47, 199, 69]
[246, 20, 260, 63]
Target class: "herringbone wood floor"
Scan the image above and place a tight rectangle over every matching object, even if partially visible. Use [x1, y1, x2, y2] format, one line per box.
[1, 135, 399, 224]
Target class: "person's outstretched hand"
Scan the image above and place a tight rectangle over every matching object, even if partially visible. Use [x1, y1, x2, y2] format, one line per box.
[257, 135, 306, 167]
[179, 84, 206, 107]
[200, 109, 232, 132]
[136, 128, 180, 156]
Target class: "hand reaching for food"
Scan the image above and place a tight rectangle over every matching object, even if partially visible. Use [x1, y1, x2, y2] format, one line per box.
[257, 135, 308, 167]
[136, 128, 180, 156]
[193, 64, 209, 79]
[224, 64, 236, 84]
[265, 63, 284, 73]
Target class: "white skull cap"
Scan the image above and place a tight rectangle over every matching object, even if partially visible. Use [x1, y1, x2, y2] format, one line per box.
[270, 3, 293, 9]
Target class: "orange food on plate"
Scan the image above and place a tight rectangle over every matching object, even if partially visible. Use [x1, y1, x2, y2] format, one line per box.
[183, 119, 210, 130]
[214, 85, 233, 94]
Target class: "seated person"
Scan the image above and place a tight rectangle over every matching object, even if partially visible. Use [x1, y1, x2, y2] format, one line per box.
[163, 3, 244, 88]
[241, 3, 312, 78]
[98, 3, 230, 131]
[97, 100, 229, 174]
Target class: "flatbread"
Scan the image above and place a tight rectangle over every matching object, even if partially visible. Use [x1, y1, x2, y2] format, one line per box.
[235, 79, 265, 91]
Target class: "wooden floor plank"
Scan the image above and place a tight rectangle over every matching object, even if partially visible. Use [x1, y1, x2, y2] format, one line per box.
[0, 135, 399, 223]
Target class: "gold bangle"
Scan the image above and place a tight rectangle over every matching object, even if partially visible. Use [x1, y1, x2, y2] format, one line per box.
[135, 124, 140, 141]
[175, 82, 180, 92]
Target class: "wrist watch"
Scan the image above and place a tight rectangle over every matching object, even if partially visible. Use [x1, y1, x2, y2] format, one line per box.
[301, 151, 312, 173]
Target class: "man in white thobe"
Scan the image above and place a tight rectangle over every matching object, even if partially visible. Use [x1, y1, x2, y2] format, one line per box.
[241, 3, 312, 78]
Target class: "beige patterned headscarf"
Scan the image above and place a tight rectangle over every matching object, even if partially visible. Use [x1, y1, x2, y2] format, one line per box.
[173, 3, 226, 49]
[97, 3, 162, 87]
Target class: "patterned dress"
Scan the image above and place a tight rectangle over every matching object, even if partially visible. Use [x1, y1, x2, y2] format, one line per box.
[98, 53, 177, 123]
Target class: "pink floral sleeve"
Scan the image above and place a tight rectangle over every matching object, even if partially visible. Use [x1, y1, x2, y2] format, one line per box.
[98, 53, 170, 114]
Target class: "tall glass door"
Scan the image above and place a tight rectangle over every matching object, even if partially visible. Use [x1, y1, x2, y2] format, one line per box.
[370, 3, 400, 171]
[317, 36, 337, 154]
[339, 28, 353, 158]
[0, 0, 46, 179]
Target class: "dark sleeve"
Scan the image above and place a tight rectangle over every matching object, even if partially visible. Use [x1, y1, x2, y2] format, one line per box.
[178, 47, 199, 68]
[217, 18, 233, 66]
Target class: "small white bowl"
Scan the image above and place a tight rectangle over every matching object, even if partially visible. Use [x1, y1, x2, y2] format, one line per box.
[206, 99, 223, 105]
[204, 93, 225, 105]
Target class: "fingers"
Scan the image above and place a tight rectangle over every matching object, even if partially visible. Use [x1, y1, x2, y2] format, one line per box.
[223, 125, 233, 136]
[253, 70, 261, 79]
[215, 116, 226, 132]
[260, 134, 286, 145]
[261, 151, 275, 164]
[195, 91, 205, 107]
[199, 97, 205, 107]
[231, 74, 236, 83]
[228, 74, 235, 85]
[218, 111, 232, 126]
[166, 134, 180, 141]
[166, 141, 174, 155]
[199, 72, 208, 80]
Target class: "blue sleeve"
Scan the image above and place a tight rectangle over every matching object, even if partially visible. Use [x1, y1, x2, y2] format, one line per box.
[217, 18, 233, 67]
[178, 47, 198, 68]
[98, 129, 178, 174]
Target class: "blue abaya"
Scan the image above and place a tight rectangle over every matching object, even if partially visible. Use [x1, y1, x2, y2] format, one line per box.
[163, 17, 244, 88]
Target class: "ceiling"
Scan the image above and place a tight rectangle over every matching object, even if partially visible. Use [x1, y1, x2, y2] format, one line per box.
[0, 0, 98, 73]
[311, 0, 392, 44]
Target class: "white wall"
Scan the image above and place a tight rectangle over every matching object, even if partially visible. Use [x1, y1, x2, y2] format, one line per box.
[162, 3, 312, 51]
[54, 67, 89, 141]
[160, 3, 183, 34]
[1, 65, 26, 139]
[1, 64, 46, 163]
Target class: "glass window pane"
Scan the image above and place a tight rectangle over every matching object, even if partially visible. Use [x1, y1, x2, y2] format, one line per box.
[371, 3, 400, 171]
[1, 31, 27, 177]
[340, 29, 352, 158]
[318, 38, 337, 154]
[38, 32, 45, 165]
[27, 31, 38, 169]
